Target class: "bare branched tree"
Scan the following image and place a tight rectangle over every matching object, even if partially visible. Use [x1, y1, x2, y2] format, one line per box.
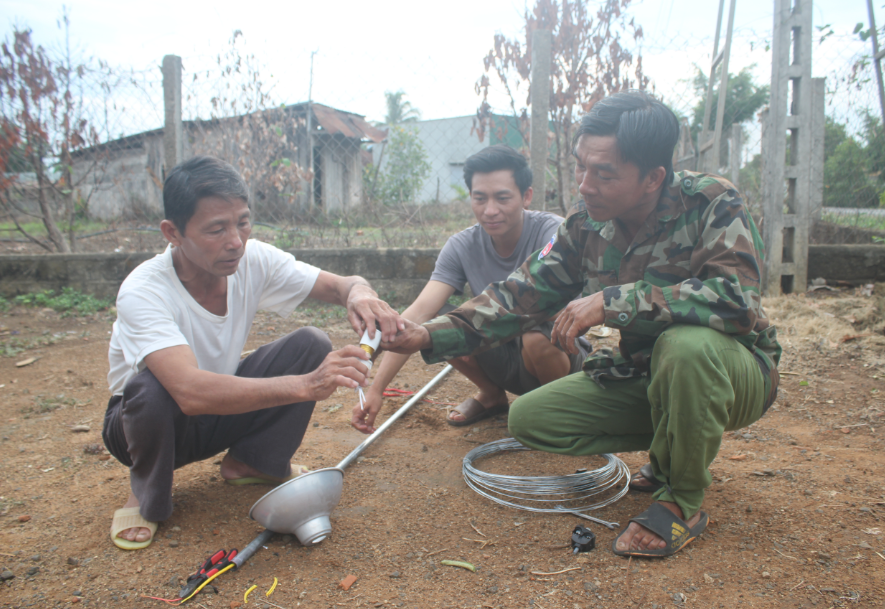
[474, 0, 647, 212]
[188, 31, 308, 222]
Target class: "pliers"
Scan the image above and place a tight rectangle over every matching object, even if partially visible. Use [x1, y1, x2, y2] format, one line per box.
[178, 548, 238, 602]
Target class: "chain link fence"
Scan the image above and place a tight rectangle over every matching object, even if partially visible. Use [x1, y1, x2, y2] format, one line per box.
[3, 3, 885, 253]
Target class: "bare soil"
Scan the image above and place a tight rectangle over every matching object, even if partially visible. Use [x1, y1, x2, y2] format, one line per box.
[1, 293, 884, 609]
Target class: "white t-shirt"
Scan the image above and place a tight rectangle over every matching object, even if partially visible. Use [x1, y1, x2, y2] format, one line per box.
[107, 239, 321, 396]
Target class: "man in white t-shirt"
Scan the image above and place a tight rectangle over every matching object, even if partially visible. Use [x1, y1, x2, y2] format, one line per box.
[351, 146, 586, 434]
[103, 156, 403, 550]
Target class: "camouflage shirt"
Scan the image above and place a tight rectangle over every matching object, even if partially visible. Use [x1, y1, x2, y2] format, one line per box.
[421, 171, 781, 408]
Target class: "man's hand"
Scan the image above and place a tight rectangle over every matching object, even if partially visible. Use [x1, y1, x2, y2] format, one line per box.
[551, 292, 605, 354]
[346, 284, 405, 344]
[351, 385, 383, 434]
[380, 318, 432, 354]
[305, 345, 371, 401]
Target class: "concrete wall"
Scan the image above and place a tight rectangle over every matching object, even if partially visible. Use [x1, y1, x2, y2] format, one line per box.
[806, 245, 885, 284]
[1, 245, 882, 305]
[0, 248, 440, 306]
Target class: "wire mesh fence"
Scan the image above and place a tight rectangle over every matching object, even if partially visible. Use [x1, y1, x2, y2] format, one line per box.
[2, 2, 885, 253]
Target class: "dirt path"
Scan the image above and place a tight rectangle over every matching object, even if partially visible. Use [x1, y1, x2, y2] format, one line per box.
[0, 302, 883, 609]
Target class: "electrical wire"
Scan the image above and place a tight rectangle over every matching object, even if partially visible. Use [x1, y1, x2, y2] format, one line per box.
[462, 438, 629, 514]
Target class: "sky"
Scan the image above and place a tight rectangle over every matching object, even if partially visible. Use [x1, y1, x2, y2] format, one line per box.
[1, 0, 881, 133]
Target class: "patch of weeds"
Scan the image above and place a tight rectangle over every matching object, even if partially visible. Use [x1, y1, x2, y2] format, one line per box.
[0, 295, 9, 312]
[22, 393, 82, 415]
[1, 335, 58, 358]
[14, 288, 113, 316]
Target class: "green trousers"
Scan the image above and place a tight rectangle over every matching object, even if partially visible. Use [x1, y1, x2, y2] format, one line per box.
[508, 325, 767, 520]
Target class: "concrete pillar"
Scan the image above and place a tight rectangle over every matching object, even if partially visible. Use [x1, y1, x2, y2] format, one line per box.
[162, 55, 183, 174]
[761, 0, 822, 295]
[729, 123, 742, 187]
[809, 77, 826, 222]
[529, 29, 552, 210]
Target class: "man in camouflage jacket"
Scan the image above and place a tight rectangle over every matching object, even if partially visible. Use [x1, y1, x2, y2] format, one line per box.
[384, 91, 781, 558]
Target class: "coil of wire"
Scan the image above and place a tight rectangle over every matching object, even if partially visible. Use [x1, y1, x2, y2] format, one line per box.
[462, 438, 629, 514]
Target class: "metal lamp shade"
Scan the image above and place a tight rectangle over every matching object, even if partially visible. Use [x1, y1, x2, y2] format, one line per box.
[249, 467, 344, 545]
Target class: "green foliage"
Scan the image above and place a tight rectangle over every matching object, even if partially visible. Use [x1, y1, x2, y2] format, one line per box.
[14, 288, 112, 316]
[691, 65, 769, 143]
[0, 295, 9, 312]
[823, 112, 885, 208]
[384, 90, 421, 125]
[373, 126, 431, 205]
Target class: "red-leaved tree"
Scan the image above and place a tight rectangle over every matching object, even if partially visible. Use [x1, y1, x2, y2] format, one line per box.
[475, 0, 648, 212]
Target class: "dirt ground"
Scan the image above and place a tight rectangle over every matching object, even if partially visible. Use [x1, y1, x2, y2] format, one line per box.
[1, 291, 884, 609]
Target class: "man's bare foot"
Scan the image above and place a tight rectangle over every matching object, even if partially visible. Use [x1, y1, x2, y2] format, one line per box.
[219, 453, 302, 483]
[113, 493, 152, 543]
[447, 388, 508, 423]
[615, 501, 703, 552]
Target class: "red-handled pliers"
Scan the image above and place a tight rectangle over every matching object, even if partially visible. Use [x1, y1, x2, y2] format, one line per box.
[178, 548, 238, 601]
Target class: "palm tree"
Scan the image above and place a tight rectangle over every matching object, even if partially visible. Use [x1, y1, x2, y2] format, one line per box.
[384, 90, 421, 125]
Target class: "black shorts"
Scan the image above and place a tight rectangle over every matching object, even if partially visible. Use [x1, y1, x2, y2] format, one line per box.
[437, 304, 588, 396]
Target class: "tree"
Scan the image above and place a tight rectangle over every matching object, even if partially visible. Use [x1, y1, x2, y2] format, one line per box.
[373, 125, 430, 205]
[0, 26, 106, 252]
[822, 112, 885, 208]
[189, 31, 308, 221]
[690, 65, 769, 168]
[383, 90, 421, 126]
[475, 0, 647, 212]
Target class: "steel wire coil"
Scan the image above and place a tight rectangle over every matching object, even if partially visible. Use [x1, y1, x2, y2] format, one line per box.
[462, 438, 629, 514]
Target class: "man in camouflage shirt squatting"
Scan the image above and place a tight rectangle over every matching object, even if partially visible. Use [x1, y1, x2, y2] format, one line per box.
[383, 90, 781, 558]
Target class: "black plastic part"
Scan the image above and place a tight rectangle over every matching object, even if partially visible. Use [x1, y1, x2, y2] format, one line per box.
[571, 525, 596, 553]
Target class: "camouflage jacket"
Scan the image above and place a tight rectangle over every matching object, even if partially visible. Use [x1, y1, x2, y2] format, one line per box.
[421, 171, 781, 408]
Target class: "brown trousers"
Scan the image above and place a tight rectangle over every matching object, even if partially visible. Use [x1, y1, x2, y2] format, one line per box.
[102, 327, 332, 522]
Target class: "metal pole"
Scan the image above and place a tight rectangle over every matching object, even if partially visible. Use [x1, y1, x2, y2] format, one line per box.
[710, 0, 737, 171]
[307, 50, 317, 208]
[529, 29, 553, 210]
[867, 0, 885, 125]
[337, 365, 453, 471]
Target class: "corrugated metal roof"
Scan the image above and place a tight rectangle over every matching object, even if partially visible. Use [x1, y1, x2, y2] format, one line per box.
[310, 103, 387, 143]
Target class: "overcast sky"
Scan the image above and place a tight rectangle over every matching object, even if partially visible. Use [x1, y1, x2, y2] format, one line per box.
[1, 0, 879, 129]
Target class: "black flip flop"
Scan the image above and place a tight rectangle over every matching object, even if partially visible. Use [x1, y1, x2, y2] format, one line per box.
[611, 502, 709, 558]
[628, 463, 664, 493]
[446, 398, 508, 427]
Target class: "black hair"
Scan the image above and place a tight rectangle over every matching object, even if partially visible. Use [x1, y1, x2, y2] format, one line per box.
[463, 145, 533, 196]
[572, 90, 679, 184]
[163, 156, 249, 233]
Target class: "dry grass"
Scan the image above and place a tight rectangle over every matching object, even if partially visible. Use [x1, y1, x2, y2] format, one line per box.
[763, 284, 885, 370]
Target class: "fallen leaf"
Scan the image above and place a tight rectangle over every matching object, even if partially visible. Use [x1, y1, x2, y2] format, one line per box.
[18, 515, 31, 522]
[729, 454, 748, 461]
[98, 455, 110, 461]
[862, 528, 881, 535]
[15, 357, 38, 368]
[841, 428, 851, 434]
[704, 573, 715, 584]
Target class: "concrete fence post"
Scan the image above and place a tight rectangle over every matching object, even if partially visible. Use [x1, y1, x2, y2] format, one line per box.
[730, 123, 742, 187]
[162, 55, 183, 174]
[530, 29, 552, 210]
[761, 0, 821, 295]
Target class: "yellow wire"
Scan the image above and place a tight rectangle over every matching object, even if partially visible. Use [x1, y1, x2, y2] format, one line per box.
[266, 577, 278, 597]
[244, 584, 257, 604]
[177, 563, 235, 605]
